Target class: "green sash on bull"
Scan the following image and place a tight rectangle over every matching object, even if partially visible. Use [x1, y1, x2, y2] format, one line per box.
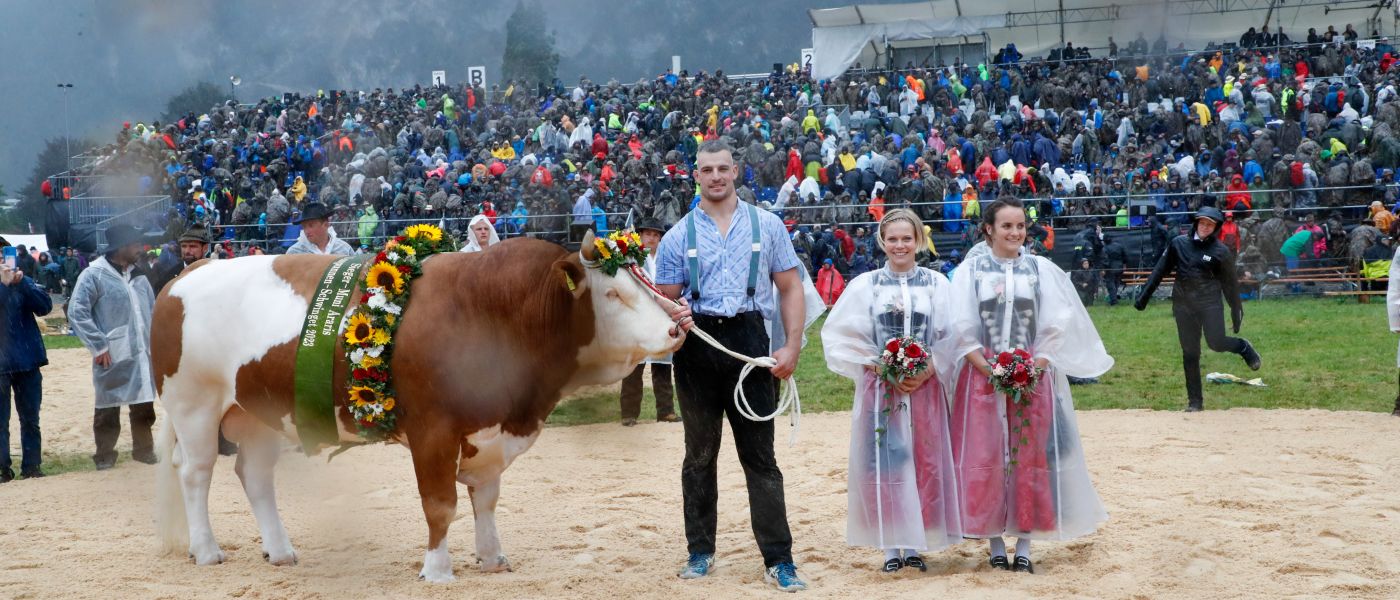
[293, 254, 371, 452]
[293, 224, 456, 451]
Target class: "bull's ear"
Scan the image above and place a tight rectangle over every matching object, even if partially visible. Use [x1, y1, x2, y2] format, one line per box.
[554, 257, 588, 300]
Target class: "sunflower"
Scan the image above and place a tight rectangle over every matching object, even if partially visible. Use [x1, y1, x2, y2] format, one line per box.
[594, 238, 613, 260]
[345, 313, 377, 346]
[404, 224, 443, 243]
[348, 385, 380, 408]
[365, 261, 406, 294]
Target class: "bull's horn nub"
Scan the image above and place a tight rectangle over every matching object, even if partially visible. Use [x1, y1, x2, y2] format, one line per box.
[580, 230, 598, 261]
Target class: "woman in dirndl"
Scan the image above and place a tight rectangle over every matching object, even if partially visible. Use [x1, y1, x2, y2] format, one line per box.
[947, 198, 1113, 574]
[822, 209, 962, 573]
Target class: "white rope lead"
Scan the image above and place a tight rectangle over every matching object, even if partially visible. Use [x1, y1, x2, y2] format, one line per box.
[621, 262, 802, 445]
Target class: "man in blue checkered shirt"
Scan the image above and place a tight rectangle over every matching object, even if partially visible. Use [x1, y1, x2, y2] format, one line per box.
[655, 140, 808, 592]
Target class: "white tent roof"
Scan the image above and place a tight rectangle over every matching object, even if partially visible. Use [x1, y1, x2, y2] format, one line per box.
[809, 3, 959, 28]
[810, 0, 1395, 79]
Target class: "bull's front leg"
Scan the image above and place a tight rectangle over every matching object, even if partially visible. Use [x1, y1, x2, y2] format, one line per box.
[410, 435, 459, 583]
[468, 476, 509, 572]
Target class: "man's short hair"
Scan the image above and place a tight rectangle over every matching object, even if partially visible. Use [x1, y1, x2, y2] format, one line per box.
[697, 139, 735, 158]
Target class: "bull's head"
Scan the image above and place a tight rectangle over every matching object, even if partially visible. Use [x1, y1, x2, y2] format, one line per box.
[563, 230, 684, 390]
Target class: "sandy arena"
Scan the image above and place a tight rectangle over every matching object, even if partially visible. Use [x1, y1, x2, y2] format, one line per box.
[2, 348, 1398, 599]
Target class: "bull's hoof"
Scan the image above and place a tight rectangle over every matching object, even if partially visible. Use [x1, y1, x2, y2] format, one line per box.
[189, 548, 226, 565]
[263, 549, 299, 566]
[418, 570, 457, 584]
[479, 555, 512, 573]
[419, 547, 455, 583]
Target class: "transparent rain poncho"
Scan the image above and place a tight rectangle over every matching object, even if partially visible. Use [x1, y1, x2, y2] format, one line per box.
[822, 265, 962, 551]
[946, 250, 1112, 541]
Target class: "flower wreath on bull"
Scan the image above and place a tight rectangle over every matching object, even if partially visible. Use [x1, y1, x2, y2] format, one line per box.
[342, 224, 457, 439]
[341, 226, 658, 441]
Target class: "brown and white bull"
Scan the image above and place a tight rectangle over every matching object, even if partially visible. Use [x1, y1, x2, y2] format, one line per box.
[151, 234, 682, 581]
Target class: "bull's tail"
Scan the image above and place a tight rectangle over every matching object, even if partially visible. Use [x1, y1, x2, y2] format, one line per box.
[155, 416, 189, 556]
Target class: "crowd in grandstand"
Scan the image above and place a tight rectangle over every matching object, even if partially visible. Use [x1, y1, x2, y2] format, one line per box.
[30, 23, 1400, 298]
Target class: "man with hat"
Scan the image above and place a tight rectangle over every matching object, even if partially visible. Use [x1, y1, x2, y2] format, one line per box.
[1135, 207, 1263, 412]
[151, 224, 214, 294]
[152, 224, 241, 456]
[68, 224, 159, 469]
[616, 218, 683, 426]
[286, 202, 354, 255]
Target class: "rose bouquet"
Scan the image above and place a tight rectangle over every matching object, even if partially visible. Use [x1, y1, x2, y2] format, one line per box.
[988, 349, 1045, 465]
[879, 336, 928, 383]
[873, 336, 929, 445]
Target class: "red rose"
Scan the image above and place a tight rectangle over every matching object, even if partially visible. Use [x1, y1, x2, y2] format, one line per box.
[1012, 369, 1030, 384]
[1014, 348, 1031, 360]
[397, 265, 411, 273]
[997, 351, 1014, 365]
[886, 339, 901, 354]
[616, 240, 629, 254]
[904, 343, 925, 359]
[376, 252, 387, 263]
[352, 368, 368, 380]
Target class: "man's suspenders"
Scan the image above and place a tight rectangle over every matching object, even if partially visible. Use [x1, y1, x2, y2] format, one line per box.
[686, 203, 761, 302]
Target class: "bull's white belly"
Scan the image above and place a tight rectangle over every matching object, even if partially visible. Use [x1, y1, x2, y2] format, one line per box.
[456, 424, 541, 487]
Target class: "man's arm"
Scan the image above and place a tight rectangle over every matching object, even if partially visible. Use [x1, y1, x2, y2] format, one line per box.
[1135, 239, 1178, 310]
[18, 275, 53, 317]
[770, 267, 804, 380]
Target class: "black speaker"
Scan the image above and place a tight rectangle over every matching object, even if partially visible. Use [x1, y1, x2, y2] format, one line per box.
[44, 199, 71, 249]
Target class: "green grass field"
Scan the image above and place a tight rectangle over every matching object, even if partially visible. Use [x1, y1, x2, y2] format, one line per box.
[551, 297, 1396, 425]
[41, 334, 84, 350]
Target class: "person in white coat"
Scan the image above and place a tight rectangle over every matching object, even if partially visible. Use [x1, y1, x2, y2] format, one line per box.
[618, 219, 683, 426]
[459, 214, 501, 253]
[1387, 242, 1400, 416]
[68, 225, 158, 470]
[822, 209, 962, 573]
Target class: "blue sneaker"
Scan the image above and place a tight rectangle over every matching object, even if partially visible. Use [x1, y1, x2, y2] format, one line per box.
[678, 553, 715, 579]
[764, 562, 808, 592]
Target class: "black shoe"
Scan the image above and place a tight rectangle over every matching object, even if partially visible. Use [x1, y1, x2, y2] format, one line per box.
[989, 555, 1011, 571]
[1185, 400, 1204, 413]
[132, 452, 158, 465]
[904, 555, 927, 572]
[0, 468, 13, 483]
[20, 468, 44, 479]
[1012, 556, 1035, 574]
[881, 558, 904, 573]
[1241, 340, 1262, 371]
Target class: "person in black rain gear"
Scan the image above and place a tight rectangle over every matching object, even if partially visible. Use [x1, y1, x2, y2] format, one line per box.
[1135, 207, 1262, 412]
